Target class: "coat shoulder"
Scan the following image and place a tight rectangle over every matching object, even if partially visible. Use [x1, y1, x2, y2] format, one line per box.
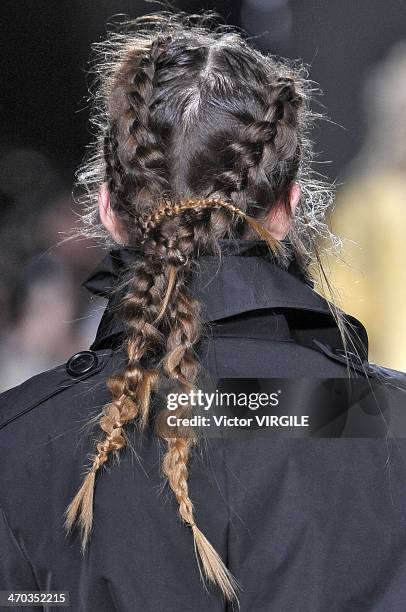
[0, 349, 116, 433]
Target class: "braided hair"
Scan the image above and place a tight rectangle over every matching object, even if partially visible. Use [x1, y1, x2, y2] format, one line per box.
[67, 12, 337, 602]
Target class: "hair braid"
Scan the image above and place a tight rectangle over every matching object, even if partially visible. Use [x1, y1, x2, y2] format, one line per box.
[211, 77, 303, 214]
[143, 201, 240, 600]
[103, 35, 171, 239]
[162, 287, 241, 599]
[266, 77, 303, 161]
[141, 197, 286, 259]
[65, 257, 167, 549]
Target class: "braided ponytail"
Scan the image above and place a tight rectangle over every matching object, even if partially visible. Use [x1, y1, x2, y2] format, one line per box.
[72, 12, 338, 603]
[67, 197, 282, 600]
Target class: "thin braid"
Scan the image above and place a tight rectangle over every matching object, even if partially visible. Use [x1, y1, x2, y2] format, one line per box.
[160, 283, 240, 601]
[65, 258, 167, 550]
[129, 197, 247, 599]
[141, 197, 286, 259]
[142, 197, 243, 230]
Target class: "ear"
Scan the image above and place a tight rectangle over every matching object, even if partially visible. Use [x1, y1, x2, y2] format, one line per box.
[288, 182, 301, 215]
[265, 183, 301, 240]
[98, 183, 128, 244]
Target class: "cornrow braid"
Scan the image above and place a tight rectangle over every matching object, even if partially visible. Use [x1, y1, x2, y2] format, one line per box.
[211, 77, 303, 209]
[265, 77, 303, 162]
[103, 35, 171, 240]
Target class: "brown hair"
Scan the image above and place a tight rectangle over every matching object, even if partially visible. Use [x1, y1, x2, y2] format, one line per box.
[66, 12, 340, 602]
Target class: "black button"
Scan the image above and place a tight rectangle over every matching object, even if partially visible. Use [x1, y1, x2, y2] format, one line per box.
[66, 351, 99, 377]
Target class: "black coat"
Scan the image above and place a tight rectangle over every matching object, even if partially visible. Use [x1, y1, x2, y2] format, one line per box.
[1, 240, 406, 612]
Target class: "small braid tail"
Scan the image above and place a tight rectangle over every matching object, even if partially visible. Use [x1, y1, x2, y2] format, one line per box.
[65, 468, 96, 553]
[65, 369, 158, 549]
[192, 524, 240, 604]
[163, 437, 240, 604]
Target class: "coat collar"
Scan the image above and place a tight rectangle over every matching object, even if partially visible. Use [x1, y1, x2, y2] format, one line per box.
[83, 240, 368, 359]
[83, 239, 317, 310]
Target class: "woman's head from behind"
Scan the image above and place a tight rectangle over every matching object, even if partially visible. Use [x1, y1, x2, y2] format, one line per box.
[70, 13, 334, 603]
[81, 13, 320, 256]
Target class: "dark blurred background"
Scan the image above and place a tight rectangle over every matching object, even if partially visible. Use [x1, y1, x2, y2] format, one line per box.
[1, 0, 405, 390]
